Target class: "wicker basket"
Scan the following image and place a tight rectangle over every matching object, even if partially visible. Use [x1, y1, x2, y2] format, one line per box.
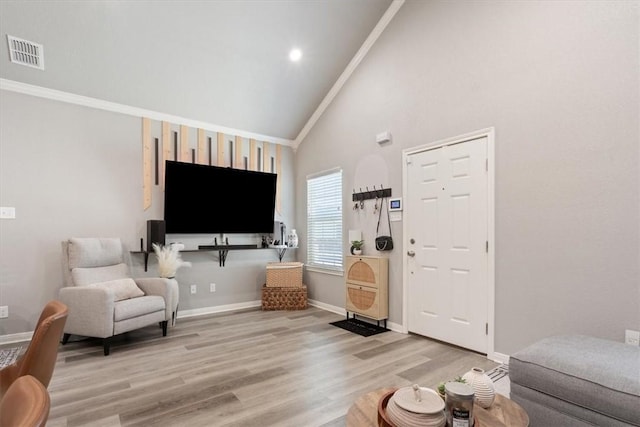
[261, 285, 307, 310]
[265, 262, 303, 287]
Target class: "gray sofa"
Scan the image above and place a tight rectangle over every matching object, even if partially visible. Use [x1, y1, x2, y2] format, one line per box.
[510, 335, 640, 426]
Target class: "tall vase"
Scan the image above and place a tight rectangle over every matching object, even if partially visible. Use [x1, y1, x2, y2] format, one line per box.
[288, 229, 299, 248]
[462, 367, 495, 408]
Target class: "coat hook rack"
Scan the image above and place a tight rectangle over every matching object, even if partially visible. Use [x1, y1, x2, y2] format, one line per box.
[352, 186, 392, 202]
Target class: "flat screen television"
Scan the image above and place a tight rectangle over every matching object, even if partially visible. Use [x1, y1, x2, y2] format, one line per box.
[163, 161, 277, 234]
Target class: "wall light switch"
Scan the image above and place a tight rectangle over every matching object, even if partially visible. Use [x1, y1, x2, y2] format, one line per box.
[0, 207, 16, 219]
[625, 329, 640, 346]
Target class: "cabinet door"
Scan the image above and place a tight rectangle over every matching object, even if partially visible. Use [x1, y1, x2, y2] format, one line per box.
[346, 256, 380, 289]
[346, 284, 381, 319]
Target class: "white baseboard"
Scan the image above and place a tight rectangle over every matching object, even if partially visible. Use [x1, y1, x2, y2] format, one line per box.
[0, 331, 33, 345]
[307, 299, 345, 316]
[490, 351, 510, 365]
[176, 300, 262, 319]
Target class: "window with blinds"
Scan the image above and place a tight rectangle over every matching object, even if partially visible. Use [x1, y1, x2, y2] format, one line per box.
[306, 169, 343, 272]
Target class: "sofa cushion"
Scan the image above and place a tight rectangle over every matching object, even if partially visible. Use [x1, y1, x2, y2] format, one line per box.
[88, 278, 144, 302]
[114, 296, 165, 321]
[72, 263, 129, 286]
[68, 237, 123, 269]
[510, 335, 640, 426]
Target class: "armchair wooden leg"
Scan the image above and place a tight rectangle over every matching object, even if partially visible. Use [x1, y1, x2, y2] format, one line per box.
[161, 320, 168, 337]
[62, 333, 71, 344]
[103, 337, 111, 356]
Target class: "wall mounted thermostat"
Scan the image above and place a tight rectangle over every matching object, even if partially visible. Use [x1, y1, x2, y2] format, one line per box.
[388, 197, 402, 211]
[388, 197, 402, 222]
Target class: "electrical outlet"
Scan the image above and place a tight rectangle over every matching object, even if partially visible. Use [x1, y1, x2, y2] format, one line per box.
[210, 283, 216, 292]
[625, 329, 639, 346]
[190, 284, 197, 294]
[0, 306, 8, 318]
[0, 207, 16, 219]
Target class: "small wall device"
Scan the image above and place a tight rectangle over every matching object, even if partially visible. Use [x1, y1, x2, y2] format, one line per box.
[376, 131, 392, 145]
[388, 197, 402, 222]
[388, 197, 402, 211]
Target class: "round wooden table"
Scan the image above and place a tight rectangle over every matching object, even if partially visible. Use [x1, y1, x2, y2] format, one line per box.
[346, 388, 529, 427]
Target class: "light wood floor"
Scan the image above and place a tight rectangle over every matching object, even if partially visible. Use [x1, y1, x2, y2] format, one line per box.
[38, 307, 497, 426]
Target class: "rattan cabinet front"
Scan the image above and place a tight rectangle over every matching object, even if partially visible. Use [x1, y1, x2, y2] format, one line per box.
[345, 256, 388, 321]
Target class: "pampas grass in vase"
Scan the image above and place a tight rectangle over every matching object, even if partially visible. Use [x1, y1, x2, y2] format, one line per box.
[152, 243, 191, 279]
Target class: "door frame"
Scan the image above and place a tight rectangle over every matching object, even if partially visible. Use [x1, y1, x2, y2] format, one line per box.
[401, 127, 496, 361]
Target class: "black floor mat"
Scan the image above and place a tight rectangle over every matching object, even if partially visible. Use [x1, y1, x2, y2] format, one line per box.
[329, 318, 388, 337]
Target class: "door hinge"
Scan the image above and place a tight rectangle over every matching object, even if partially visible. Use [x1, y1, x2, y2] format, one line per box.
[486, 323, 488, 335]
[486, 159, 488, 171]
[486, 241, 488, 252]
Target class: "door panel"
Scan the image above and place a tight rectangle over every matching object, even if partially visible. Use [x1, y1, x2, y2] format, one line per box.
[406, 137, 488, 353]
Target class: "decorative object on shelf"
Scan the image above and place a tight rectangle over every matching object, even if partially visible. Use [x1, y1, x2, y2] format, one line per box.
[152, 243, 191, 279]
[288, 229, 298, 247]
[462, 367, 496, 408]
[350, 240, 364, 255]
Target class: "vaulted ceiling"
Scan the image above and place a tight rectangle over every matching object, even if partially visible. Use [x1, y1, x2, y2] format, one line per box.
[0, 0, 395, 143]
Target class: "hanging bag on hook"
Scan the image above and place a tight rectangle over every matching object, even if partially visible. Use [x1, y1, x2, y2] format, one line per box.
[375, 197, 394, 251]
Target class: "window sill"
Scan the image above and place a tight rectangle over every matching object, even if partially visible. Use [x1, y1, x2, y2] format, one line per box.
[305, 265, 344, 277]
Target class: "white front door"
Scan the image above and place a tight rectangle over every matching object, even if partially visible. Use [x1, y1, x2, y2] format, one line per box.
[406, 136, 489, 353]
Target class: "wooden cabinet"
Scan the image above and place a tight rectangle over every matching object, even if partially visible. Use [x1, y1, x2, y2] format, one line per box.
[345, 255, 388, 321]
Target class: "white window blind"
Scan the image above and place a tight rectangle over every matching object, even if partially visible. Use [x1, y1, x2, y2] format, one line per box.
[307, 169, 343, 271]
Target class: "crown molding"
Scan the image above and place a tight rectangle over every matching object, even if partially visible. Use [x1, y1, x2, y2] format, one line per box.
[0, 78, 295, 147]
[293, 0, 405, 149]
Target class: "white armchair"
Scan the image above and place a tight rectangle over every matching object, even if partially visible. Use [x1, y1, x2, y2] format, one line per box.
[58, 238, 179, 355]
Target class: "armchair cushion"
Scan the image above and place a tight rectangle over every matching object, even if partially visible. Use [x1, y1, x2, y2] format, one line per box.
[113, 296, 165, 321]
[88, 278, 144, 302]
[68, 237, 123, 269]
[71, 263, 129, 286]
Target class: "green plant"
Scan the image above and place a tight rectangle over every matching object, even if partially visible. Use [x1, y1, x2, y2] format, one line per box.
[437, 376, 466, 395]
[351, 240, 364, 250]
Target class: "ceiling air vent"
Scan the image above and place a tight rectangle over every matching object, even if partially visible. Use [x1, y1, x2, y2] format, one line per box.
[7, 35, 44, 70]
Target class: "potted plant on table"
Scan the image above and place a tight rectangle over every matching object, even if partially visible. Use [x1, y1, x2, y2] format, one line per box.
[437, 376, 467, 400]
[350, 240, 364, 255]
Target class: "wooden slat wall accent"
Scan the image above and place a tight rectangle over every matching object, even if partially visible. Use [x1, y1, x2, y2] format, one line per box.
[180, 125, 189, 162]
[235, 136, 243, 169]
[142, 117, 152, 210]
[197, 129, 206, 165]
[249, 139, 257, 171]
[276, 144, 282, 213]
[161, 121, 171, 189]
[217, 133, 225, 167]
[263, 142, 270, 173]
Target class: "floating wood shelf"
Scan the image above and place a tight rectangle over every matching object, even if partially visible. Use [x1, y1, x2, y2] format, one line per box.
[131, 245, 296, 269]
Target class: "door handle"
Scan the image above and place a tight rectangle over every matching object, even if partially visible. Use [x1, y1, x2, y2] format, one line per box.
[407, 250, 415, 257]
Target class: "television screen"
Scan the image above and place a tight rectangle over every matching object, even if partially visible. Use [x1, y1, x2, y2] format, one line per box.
[163, 161, 277, 234]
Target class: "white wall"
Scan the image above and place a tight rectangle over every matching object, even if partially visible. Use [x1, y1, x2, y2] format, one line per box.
[295, 0, 640, 355]
[0, 90, 296, 335]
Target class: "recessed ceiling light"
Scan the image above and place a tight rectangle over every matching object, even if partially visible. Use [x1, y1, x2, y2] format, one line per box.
[289, 48, 302, 62]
